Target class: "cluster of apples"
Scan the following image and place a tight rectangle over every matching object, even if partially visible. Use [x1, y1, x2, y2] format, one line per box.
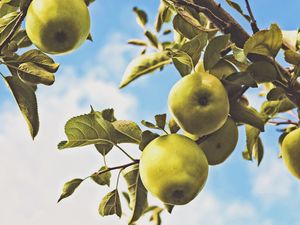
[25, 0, 90, 54]
[140, 69, 239, 205]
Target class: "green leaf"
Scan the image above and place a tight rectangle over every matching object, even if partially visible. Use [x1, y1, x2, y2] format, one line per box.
[128, 39, 148, 47]
[225, 0, 251, 22]
[210, 59, 238, 79]
[3, 76, 39, 139]
[230, 100, 265, 131]
[284, 50, 300, 65]
[91, 166, 111, 187]
[247, 61, 278, 83]
[180, 32, 208, 66]
[203, 34, 230, 70]
[261, 98, 296, 116]
[172, 14, 200, 40]
[232, 44, 248, 63]
[133, 7, 148, 28]
[244, 24, 282, 57]
[141, 120, 157, 129]
[95, 143, 113, 156]
[18, 49, 59, 72]
[168, 117, 180, 134]
[245, 125, 260, 160]
[253, 137, 264, 166]
[122, 164, 148, 224]
[58, 111, 117, 150]
[120, 51, 171, 88]
[171, 50, 194, 76]
[0, 12, 20, 47]
[112, 120, 142, 144]
[99, 189, 122, 218]
[144, 30, 159, 48]
[155, 114, 167, 130]
[225, 72, 257, 87]
[100, 108, 117, 122]
[17, 62, 55, 86]
[282, 30, 299, 51]
[155, 1, 173, 32]
[57, 178, 83, 203]
[139, 130, 159, 151]
[266, 87, 286, 101]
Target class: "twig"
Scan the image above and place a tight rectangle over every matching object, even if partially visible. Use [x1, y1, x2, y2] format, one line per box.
[95, 160, 139, 176]
[244, 0, 259, 33]
[268, 120, 298, 126]
[115, 144, 137, 162]
[0, 0, 33, 53]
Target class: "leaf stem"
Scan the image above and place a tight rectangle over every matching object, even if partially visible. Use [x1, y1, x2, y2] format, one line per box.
[244, 0, 259, 33]
[115, 144, 136, 162]
[268, 120, 298, 126]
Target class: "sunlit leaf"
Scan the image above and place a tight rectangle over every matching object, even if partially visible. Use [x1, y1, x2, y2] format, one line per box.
[99, 189, 122, 218]
[57, 178, 83, 203]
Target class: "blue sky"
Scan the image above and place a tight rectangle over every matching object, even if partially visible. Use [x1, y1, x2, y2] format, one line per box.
[0, 1, 300, 225]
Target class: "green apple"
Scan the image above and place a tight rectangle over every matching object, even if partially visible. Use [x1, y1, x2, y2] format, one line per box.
[168, 72, 229, 137]
[281, 128, 300, 179]
[199, 117, 238, 165]
[139, 134, 208, 205]
[26, 0, 90, 54]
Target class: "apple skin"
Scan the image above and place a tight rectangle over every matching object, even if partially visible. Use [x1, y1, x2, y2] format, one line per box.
[199, 117, 238, 165]
[139, 134, 208, 205]
[26, 0, 90, 54]
[281, 128, 300, 179]
[168, 72, 229, 137]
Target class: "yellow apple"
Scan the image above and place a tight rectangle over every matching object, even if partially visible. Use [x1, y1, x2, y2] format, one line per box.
[281, 128, 300, 179]
[168, 72, 229, 137]
[199, 117, 238, 165]
[26, 0, 90, 54]
[139, 134, 208, 205]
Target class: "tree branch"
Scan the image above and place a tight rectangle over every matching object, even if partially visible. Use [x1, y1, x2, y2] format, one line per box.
[0, 0, 33, 53]
[95, 160, 140, 176]
[244, 0, 259, 33]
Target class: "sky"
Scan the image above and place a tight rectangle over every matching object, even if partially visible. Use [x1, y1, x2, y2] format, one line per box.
[0, 0, 300, 225]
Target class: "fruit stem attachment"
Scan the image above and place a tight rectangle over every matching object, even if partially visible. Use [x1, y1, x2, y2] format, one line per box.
[95, 160, 140, 177]
[0, 0, 33, 53]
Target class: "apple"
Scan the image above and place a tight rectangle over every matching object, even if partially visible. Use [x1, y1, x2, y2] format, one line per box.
[168, 72, 229, 137]
[139, 134, 208, 205]
[25, 0, 90, 54]
[199, 117, 238, 165]
[281, 128, 300, 179]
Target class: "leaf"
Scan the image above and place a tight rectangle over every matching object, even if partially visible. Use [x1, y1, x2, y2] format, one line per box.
[225, 0, 251, 22]
[155, 114, 167, 130]
[180, 32, 208, 66]
[122, 164, 148, 224]
[171, 50, 194, 76]
[120, 51, 171, 88]
[245, 125, 260, 160]
[139, 130, 159, 151]
[155, 1, 172, 32]
[230, 100, 265, 131]
[282, 30, 299, 51]
[3, 76, 39, 139]
[203, 34, 230, 70]
[95, 143, 113, 156]
[11, 29, 31, 48]
[244, 24, 282, 57]
[232, 44, 248, 63]
[0, 12, 20, 47]
[58, 111, 117, 150]
[112, 120, 142, 144]
[225, 72, 257, 88]
[57, 178, 83, 203]
[168, 117, 180, 134]
[141, 120, 157, 129]
[266, 87, 286, 101]
[18, 62, 55, 85]
[99, 189, 122, 218]
[210, 59, 238, 79]
[100, 108, 117, 122]
[253, 137, 264, 166]
[284, 50, 300, 65]
[261, 98, 296, 116]
[91, 166, 111, 187]
[133, 7, 148, 28]
[247, 61, 278, 83]
[18, 49, 59, 72]
[144, 30, 159, 48]
[128, 39, 148, 47]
